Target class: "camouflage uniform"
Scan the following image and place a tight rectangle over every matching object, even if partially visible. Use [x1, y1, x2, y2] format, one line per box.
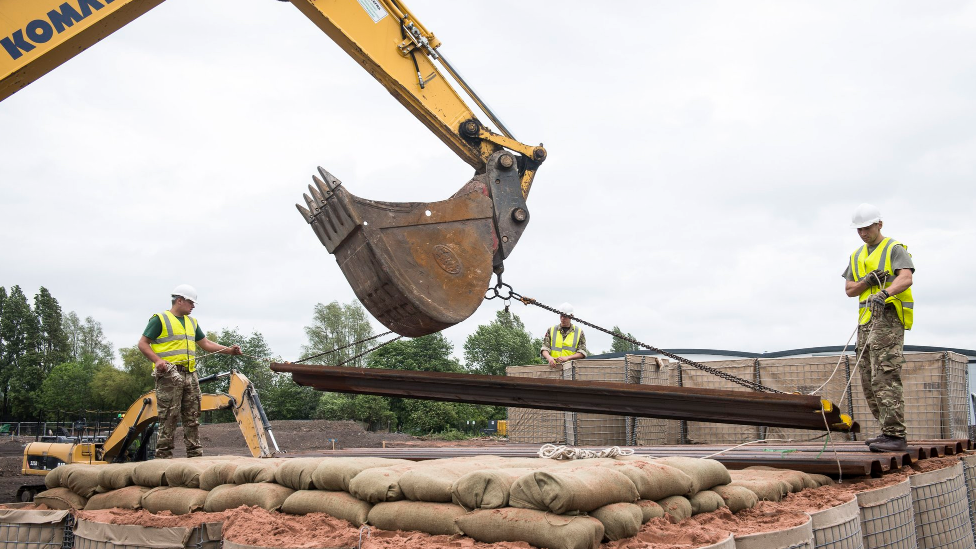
[154, 365, 203, 458]
[855, 305, 906, 439]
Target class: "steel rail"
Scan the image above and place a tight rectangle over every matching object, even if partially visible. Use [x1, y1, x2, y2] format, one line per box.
[271, 363, 857, 432]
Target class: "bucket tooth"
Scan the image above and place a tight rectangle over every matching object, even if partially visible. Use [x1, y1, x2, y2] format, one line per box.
[298, 169, 497, 337]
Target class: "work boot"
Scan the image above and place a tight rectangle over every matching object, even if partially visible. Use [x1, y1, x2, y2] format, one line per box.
[864, 434, 885, 446]
[869, 435, 908, 453]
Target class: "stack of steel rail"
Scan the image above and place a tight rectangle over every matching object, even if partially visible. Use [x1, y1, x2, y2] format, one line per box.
[270, 363, 857, 432]
[286, 440, 970, 478]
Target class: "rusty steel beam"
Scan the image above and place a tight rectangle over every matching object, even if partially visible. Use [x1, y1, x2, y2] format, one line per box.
[270, 363, 857, 432]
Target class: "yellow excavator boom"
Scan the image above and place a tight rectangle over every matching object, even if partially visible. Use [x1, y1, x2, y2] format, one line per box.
[0, 0, 546, 336]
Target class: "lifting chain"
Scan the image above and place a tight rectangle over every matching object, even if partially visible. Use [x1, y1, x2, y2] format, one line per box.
[298, 331, 394, 364]
[489, 280, 784, 394]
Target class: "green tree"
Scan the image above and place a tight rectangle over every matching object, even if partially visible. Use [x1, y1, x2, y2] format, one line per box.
[367, 333, 462, 373]
[63, 312, 114, 364]
[196, 328, 277, 394]
[38, 361, 96, 413]
[609, 325, 640, 354]
[315, 393, 394, 430]
[301, 301, 375, 367]
[0, 286, 42, 416]
[263, 376, 321, 420]
[89, 346, 155, 411]
[463, 310, 543, 376]
[294, 301, 377, 422]
[33, 287, 70, 373]
[366, 334, 475, 432]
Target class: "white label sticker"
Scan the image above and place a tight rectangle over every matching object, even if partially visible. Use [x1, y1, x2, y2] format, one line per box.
[356, 0, 388, 23]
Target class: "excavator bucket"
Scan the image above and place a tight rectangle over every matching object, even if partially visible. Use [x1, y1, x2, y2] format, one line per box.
[298, 171, 492, 337]
[298, 152, 530, 337]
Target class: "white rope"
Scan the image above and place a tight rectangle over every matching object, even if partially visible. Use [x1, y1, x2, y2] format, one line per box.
[537, 444, 635, 460]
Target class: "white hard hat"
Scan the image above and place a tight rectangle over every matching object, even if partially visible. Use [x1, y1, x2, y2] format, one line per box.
[558, 302, 574, 315]
[172, 284, 198, 303]
[850, 203, 882, 229]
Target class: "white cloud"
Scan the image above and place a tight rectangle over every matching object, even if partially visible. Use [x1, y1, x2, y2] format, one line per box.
[1, 0, 973, 367]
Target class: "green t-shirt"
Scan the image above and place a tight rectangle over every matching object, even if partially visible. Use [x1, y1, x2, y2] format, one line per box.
[142, 314, 205, 341]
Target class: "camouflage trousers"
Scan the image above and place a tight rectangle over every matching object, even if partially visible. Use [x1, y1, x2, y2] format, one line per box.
[856, 306, 907, 439]
[154, 365, 202, 459]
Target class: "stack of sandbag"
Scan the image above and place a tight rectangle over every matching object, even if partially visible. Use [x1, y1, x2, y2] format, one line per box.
[35, 453, 833, 549]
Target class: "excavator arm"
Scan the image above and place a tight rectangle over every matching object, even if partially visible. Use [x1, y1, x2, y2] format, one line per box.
[22, 370, 277, 477]
[0, 0, 546, 336]
[98, 370, 278, 461]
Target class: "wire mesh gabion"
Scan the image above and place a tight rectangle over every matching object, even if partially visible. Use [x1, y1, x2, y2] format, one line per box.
[810, 498, 863, 549]
[72, 520, 221, 549]
[505, 351, 968, 447]
[909, 462, 975, 549]
[962, 455, 976, 541]
[856, 479, 917, 549]
[0, 507, 73, 549]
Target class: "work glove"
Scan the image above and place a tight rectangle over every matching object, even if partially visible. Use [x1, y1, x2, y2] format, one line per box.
[867, 290, 889, 310]
[862, 269, 889, 288]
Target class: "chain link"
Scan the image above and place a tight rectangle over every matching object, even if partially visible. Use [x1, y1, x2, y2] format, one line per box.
[497, 281, 783, 394]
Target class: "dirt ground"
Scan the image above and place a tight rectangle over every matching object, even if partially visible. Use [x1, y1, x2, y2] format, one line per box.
[0, 419, 492, 502]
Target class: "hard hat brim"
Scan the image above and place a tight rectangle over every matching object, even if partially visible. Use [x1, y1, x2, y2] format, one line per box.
[850, 218, 881, 229]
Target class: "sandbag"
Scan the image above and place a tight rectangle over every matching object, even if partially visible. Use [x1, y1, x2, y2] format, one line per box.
[347, 463, 417, 503]
[399, 461, 488, 502]
[509, 467, 639, 514]
[598, 460, 694, 501]
[44, 465, 66, 490]
[367, 501, 464, 536]
[654, 457, 730, 495]
[636, 499, 665, 523]
[455, 507, 604, 549]
[807, 474, 835, 487]
[743, 466, 814, 491]
[34, 487, 88, 510]
[141, 486, 209, 515]
[281, 490, 372, 526]
[312, 457, 413, 492]
[273, 458, 326, 491]
[200, 461, 242, 491]
[84, 486, 150, 510]
[711, 484, 759, 513]
[131, 460, 171, 487]
[232, 460, 282, 484]
[451, 468, 532, 510]
[61, 464, 103, 498]
[728, 470, 792, 501]
[657, 495, 692, 522]
[590, 502, 642, 541]
[495, 458, 549, 469]
[97, 462, 141, 491]
[204, 483, 294, 512]
[689, 490, 727, 515]
[162, 459, 216, 488]
[727, 479, 789, 502]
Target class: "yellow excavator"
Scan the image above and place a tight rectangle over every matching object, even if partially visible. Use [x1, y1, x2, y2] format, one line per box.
[0, 0, 546, 336]
[18, 370, 278, 501]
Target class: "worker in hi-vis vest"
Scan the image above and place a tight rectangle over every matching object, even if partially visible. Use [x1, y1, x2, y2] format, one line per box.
[541, 302, 589, 369]
[137, 284, 242, 459]
[843, 204, 914, 454]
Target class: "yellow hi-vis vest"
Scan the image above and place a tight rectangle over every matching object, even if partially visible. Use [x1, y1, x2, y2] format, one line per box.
[549, 325, 581, 358]
[150, 310, 200, 372]
[850, 237, 914, 330]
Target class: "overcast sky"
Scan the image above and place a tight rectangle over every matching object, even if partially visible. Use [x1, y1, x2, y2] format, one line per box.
[2, 0, 974, 367]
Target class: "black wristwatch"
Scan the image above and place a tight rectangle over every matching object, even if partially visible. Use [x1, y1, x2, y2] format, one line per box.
[880, 289, 890, 298]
